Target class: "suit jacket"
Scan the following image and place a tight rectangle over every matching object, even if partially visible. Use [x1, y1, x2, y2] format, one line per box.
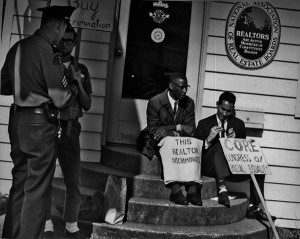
[140, 89, 195, 159]
[194, 114, 246, 155]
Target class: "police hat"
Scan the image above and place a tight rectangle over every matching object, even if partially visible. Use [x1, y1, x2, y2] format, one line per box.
[37, 5, 76, 21]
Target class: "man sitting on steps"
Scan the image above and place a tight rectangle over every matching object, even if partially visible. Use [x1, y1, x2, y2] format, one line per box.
[142, 72, 202, 206]
[194, 91, 276, 221]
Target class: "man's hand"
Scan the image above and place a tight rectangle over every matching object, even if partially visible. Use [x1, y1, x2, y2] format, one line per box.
[154, 128, 175, 141]
[69, 65, 82, 86]
[227, 128, 236, 138]
[207, 126, 223, 143]
[64, 106, 78, 120]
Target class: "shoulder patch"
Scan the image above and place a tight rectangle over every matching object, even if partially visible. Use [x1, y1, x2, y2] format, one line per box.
[61, 76, 68, 88]
[53, 53, 63, 65]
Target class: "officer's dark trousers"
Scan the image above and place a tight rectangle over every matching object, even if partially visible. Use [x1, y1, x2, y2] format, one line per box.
[46, 119, 82, 223]
[202, 142, 265, 206]
[2, 109, 58, 239]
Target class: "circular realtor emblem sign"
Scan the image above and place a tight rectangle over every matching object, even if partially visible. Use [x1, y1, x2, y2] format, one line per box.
[151, 28, 165, 43]
[225, 2, 280, 70]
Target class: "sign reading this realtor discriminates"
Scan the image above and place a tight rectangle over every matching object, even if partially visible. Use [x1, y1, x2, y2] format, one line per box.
[225, 2, 280, 70]
[52, 0, 116, 31]
[219, 138, 271, 175]
[158, 137, 203, 184]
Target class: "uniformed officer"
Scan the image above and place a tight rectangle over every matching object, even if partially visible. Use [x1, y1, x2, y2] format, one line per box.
[44, 25, 92, 239]
[0, 5, 79, 239]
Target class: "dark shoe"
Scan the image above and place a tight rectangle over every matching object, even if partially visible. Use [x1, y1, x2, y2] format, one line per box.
[44, 231, 55, 238]
[186, 192, 203, 206]
[64, 230, 87, 239]
[246, 205, 277, 221]
[170, 191, 188, 205]
[218, 191, 230, 208]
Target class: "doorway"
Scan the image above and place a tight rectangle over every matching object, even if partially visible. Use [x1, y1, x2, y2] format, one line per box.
[106, 0, 207, 145]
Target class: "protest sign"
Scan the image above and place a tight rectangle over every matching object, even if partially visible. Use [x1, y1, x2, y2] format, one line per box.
[158, 137, 203, 185]
[51, 0, 116, 31]
[219, 138, 271, 175]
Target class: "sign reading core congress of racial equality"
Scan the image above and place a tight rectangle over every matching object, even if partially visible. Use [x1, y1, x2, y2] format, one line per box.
[158, 137, 203, 185]
[219, 138, 271, 175]
[51, 0, 116, 31]
[225, 2, 280, 70]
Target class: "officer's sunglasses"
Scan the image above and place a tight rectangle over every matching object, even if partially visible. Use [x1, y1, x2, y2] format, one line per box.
[172, 83, 190, 91]
[58, 38, 75, 45]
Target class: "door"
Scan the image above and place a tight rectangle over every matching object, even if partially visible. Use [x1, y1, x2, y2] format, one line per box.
[106, 0, 208, 145]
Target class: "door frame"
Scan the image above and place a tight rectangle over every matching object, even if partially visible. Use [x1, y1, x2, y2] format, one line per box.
[105, 0, 211, 145]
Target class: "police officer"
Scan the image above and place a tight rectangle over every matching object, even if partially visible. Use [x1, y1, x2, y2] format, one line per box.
[0, 5, 78, 239]
[44, 25, 92, 239]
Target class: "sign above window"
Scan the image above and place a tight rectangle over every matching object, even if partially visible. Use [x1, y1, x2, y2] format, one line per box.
[225, 2, 280, 70]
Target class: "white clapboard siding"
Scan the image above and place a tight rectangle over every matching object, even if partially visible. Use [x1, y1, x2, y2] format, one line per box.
[0, 179, 12, 195]
[204, 1, 300, 229]
[91, 78, 106, 96]
[265, 167, 300, 185]
[263, 148, 300, 168]
[89, 96, 105, 114]
[80, 113, 103, 133]
[203, 90, 296, 115]
[265, 183, 300, 203]
[267, 201, 300, 223]
[0, 161, 13, 180]
[204, 72, 298, 98]
[0, 144, 11, 162]
[80, 59, 108, 79]
[0, 106, 9, 123]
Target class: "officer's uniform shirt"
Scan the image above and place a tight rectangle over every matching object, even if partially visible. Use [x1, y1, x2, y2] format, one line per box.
[0, 29, 72, 108]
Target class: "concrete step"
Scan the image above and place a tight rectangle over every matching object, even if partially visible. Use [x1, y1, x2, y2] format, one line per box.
[127, 196, 248, 226]
[80, 162, 217, 199]
[90, 218, 273, 239]
[101, 145, 162, 175]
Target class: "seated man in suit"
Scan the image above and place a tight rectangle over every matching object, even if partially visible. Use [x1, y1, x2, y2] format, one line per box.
[194, 91, 273, 221]
[145, 72, 202, 206]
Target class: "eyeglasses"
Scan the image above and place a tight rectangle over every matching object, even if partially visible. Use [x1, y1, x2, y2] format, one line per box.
[58, 38, 75, 45]
[172, 83, 190, 91]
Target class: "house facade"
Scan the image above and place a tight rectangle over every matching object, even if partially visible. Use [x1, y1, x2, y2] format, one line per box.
[0, 0, 299, 230]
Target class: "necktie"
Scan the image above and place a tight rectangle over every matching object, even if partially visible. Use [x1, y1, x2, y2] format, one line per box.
[173, 101, 177, 115]
[221, 120, 225, 138]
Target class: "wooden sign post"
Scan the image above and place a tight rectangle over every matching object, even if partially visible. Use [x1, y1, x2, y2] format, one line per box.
[219, 138, 279, 239]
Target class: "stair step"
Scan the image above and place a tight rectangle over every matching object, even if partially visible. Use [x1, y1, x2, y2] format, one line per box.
[127, 196, 248, 226]
[91, 218, 272, 239]
[101, 145, 162, 175]
[80, 163, 218, 199]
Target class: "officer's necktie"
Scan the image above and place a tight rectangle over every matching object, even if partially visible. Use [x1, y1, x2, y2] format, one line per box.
[221, 120, 225, 138]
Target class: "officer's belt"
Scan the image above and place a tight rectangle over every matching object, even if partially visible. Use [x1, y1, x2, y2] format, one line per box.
[15, 105, 44, 114]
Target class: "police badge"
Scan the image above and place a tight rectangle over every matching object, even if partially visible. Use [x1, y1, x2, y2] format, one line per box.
[53, 53, 63, 65]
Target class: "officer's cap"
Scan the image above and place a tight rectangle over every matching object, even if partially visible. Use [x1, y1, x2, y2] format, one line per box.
[37, 5, 76, 21]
